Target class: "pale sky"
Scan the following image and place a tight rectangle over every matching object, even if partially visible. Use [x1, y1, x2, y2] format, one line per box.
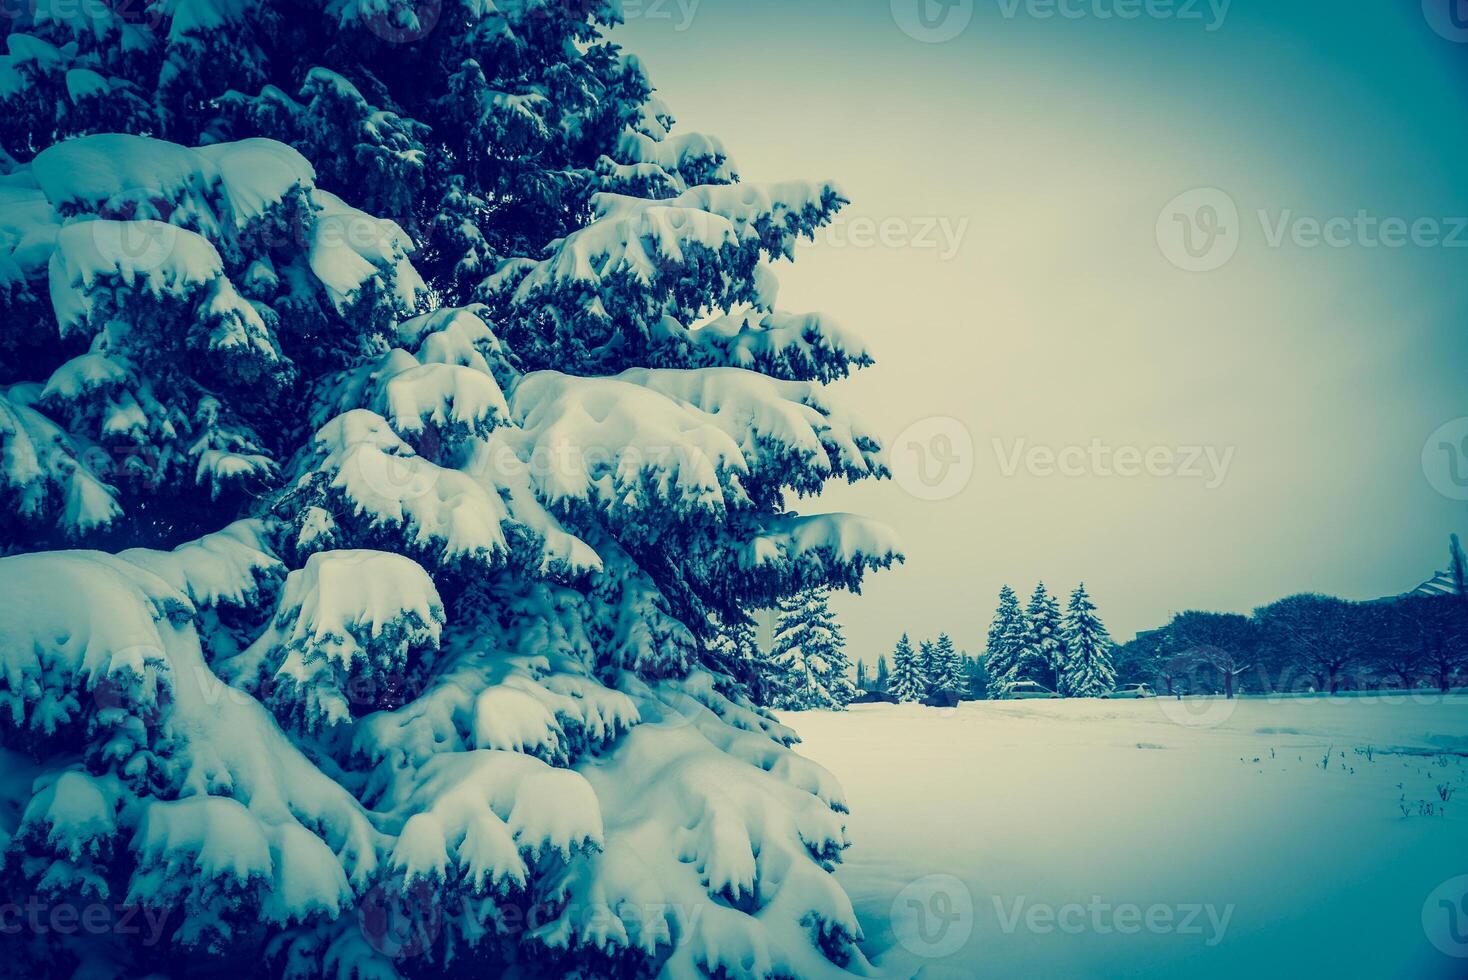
[618, 1, 1468, 666]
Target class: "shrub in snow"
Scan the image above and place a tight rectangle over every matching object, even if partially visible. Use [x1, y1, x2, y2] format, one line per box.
[0, 3, 899, 978]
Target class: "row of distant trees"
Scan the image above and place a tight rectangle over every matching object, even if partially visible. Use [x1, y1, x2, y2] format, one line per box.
[857, 633, 986, 704]
[757, 538, 1468, 711]
[984, 582, 1116, 698]
[855, 583, 1119, 704]
[1111, 537, 1468, 697]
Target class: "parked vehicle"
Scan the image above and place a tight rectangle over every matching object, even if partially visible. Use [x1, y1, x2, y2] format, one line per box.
[1107, 684, 1156, 699]
[1005, 681, 1059, 700]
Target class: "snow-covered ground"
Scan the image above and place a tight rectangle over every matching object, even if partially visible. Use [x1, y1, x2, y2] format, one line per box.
[781, 696, 1468, 980]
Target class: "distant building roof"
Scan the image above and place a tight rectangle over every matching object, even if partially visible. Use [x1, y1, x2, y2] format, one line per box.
[1371, 569, 1463, 604]
[1410, 570, 1459, 599]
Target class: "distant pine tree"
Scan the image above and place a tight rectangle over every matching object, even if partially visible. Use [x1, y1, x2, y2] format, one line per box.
[708, 613, 792, 708]
[770, 588, 856, 709]
[985, 585, 1028, 697]
[928, 632, 965, 701]
[856, 660, 870, 692]
[1451, 534, 1467, 602]
[1022, 583, 1068, 692]
[751, 617, 793, 708]
[875, 654, 891, 693]
[708, 615, 762, 695]
[1060, 583, 1116, 697]
[889, 633, 926, 703]
[918, 639, 938, 698]
[966, 653, 990, 699]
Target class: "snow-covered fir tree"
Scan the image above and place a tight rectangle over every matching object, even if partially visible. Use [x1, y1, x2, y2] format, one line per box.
[1022, 583, 1069, 691]
[770, 588, 856, 710]
[888, 633, 926, 703]
[927, 632, 965, 701]
[0, 4, 901, 978]
[1060, 583, 1116, 697]
[985, 585, 1028, 697]
[710, 612, 786, 709]
[917, 638, 938, 698]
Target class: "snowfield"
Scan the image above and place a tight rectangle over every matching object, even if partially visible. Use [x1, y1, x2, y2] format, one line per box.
[781, 696, 1468, 980]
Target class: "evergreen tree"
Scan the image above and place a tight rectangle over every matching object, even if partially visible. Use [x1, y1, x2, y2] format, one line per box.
[888, 633, 926, 703]
[918, 638, 938, 698]
[752, 613, 796, 709]
[1451, 533, 1467, 602]
[1022, 582, 1069, 691]
[927, 632, 965, 701]
[770, 588, 856, 710]
[0, 6, 899, 977]
[985, 585, 1028, 697]
[856, 659, 869, 692]
[1060, 583, 1116, 697]
[710, 612, 788, 709]
[875, 653, 891, 693]
[967, 653, 991, 699]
